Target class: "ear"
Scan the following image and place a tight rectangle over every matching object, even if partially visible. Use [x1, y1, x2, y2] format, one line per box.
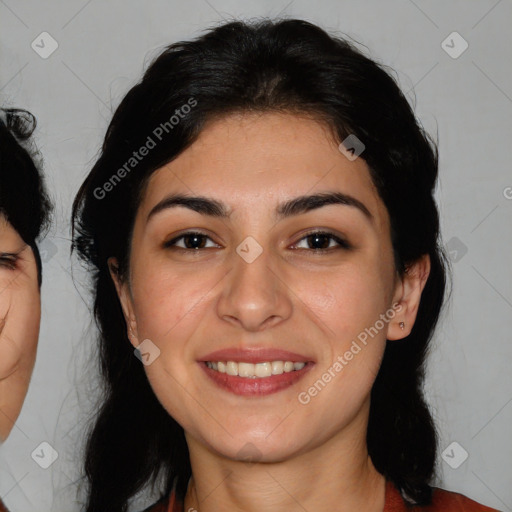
[107, 257, 140, 348]
[387, 254, 430, 340]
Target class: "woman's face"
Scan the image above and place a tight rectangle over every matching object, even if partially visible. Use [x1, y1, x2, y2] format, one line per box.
[0, 214, 41, 442]
[112, 112, 429, 462]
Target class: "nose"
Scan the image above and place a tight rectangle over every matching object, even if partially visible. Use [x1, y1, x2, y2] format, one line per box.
[216, 239, 293, 332]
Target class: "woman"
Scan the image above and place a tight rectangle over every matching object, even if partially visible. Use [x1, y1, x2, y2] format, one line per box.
[72, 19, 500, 512]
[0, 107, 52, 510]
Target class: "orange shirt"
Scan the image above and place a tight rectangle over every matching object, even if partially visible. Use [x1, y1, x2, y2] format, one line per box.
[2, 480, 500, 512]
[142, 479, 502, 512]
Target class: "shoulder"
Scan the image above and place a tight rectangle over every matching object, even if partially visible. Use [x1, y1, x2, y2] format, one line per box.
[141, 481, 501, 512]
[140, 501, 168, 512]
[385, 479, 501, 512]
[139, 489, 182, 512]
[425, 486, 502, 512]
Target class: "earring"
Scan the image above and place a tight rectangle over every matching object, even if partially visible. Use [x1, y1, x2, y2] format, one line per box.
[399, 322, 405, 330]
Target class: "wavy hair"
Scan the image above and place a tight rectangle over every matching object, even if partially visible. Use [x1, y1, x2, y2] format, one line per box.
[0, 107, 52, 285]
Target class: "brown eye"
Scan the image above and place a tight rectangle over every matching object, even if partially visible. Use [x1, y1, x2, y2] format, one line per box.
[163, 231, 219, 251]
[292, 231, 351, 252]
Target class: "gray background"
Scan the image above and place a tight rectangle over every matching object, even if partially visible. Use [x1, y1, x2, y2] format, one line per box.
[0, 1, 511, 511]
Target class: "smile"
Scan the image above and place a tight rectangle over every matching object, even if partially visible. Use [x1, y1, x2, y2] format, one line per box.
[205, 360, 306, 378]
[200, 360, 314, 396]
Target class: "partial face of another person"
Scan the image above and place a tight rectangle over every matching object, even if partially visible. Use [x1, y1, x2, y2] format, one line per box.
[111, 112, 429, 462]
[0, 214, 41, 442]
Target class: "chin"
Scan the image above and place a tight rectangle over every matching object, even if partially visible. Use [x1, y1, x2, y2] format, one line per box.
[211, 432, 303, 464]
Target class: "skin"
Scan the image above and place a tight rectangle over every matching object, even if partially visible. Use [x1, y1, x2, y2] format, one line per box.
[110, 112, 430, 512]
[0, 214, 41, 443]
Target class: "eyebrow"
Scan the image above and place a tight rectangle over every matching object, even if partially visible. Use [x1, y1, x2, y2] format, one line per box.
[146, 191, 374, 224]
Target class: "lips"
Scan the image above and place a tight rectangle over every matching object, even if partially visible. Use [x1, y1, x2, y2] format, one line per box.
[197, 346, 315, 396]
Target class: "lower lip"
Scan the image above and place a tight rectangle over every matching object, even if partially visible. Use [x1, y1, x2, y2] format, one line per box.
[199, 362, 315, 396]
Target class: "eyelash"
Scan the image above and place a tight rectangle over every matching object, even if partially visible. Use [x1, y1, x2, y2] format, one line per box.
[0, 254, 17, 270]
[163, 230, 351, 253]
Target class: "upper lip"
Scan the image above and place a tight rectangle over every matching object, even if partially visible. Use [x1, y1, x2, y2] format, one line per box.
[199, 347, 314, 364]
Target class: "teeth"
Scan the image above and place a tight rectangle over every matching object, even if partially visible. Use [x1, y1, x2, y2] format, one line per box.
[284, 361, 294, 372]
[238, 362, 254, 377]
[255, 362, 271, 377]
[226, 361, 238, 376]
[271, 361, 284, 375]
[205, 360, 306, 378]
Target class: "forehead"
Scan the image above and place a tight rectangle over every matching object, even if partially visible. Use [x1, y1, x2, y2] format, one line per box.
[138, 112, 389, 231]
[0, 214, 13, 235]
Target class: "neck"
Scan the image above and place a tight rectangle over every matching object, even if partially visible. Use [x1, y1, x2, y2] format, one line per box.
[183, 401, 386, 512]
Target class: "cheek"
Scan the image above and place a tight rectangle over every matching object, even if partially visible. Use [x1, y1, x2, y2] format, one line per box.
[297, 261, 392, 337]
[129, 260, 210, 346]
[293, 257, 394, 397]
[128, 267, 199, 421]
